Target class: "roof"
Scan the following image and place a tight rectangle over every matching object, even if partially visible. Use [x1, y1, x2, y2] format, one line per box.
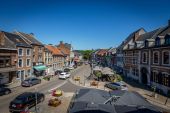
[136, 28, 161, 41]
[57, 42, 70, 55]
[97, 49, 108, 56]
[45, 45, 64, 56]
[3, 31, 31, 48]
[68, 89, 161, 113]
[16, 32, 43, 46]
[0, 32, 16, 49]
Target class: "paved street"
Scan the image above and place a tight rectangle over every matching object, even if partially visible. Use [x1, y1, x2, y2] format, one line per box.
[0, 65, 88, 113]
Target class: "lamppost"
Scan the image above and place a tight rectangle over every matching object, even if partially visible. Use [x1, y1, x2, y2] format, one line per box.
[35, 88, 38, 113]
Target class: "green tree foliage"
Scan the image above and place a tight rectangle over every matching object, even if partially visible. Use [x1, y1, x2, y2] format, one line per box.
[78, 50, 94, 60]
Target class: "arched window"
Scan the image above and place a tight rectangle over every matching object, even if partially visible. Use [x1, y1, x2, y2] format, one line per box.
[162, 51, 170, 65]
[153, 51, 159, 64]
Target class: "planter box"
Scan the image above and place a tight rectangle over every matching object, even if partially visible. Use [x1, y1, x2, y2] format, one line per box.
[48, 98, 61, 107]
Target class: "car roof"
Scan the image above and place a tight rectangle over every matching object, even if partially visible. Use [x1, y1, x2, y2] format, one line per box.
[25, 77, 37, 80]
[17, 92, 34, 98]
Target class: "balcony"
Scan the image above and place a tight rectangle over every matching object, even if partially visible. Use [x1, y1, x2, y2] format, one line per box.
[0, 65, 16, 73]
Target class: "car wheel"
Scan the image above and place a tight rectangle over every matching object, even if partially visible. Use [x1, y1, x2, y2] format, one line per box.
[5, 90, 10, 95]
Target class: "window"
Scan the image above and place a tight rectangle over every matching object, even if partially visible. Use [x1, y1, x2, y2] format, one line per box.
[165, 37, 170, 45]
[132, 68, 139, 76]
[145, 41, 148, 47]
[152, 71, 158, 83]
[18, 59, 23, 67]
[26, 49, 31, 56]
[27, 69, 31, 76]
[38, 55, 42, 62]
[162, 73, 169, 86]
[142, 52, 147, 63]
[153, 51, 159, 64]
[162, 51, 169, 64]
[17, 71, 21, 79]
[26, 59, 31, 67]
[18, 48, 23, 56]
[38, 47, 42, 52]
[155, 38, 160, 46]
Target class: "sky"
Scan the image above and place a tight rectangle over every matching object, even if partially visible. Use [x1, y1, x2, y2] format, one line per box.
[0, 0, 170, 50]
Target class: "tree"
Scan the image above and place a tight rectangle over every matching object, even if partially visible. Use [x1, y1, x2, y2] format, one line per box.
[78, 50, 94, 60]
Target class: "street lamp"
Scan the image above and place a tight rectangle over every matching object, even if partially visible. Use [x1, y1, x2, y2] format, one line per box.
[35, 88, 38, 113]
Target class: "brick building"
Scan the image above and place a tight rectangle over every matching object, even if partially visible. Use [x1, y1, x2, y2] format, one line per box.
[45, 45, 65, 71]
[56, 41, 71, 67]
[2, 31, 33, 82]
[0, 32, 17, 84]
[121, 20, 170, 94]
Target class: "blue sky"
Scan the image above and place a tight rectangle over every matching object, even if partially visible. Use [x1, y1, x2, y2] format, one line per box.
[0, 0, 170, 50]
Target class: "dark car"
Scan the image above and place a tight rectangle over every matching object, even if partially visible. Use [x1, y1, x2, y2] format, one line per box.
[9, 92, 45, 113]
[21, 77, 41, 87]
[64, 68, 70, 73]
[55, 70, 63, 75]
[104, 82, 128, 90]
[0, 87, 11, 96]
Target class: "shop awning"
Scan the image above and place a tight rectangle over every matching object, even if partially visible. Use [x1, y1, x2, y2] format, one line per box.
[33, 65, 47, 71]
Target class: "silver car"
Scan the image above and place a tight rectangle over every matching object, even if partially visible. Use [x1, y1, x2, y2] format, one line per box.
[21, 77, 41, 87]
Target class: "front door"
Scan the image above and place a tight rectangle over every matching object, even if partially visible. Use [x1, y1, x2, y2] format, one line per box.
[141, 68, 148, 84]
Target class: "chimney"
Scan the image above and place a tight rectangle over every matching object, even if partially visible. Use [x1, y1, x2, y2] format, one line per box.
[30, 33, 34, 35]
[60, 41, 63, 44]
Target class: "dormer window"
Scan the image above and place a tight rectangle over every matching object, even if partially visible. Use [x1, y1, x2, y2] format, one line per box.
[155, 37, 160, 46]
[145, 40, 148, 47]
[165, 36, 170, 45]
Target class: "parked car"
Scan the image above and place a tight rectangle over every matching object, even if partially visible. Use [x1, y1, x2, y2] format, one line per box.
[59, 72, 70, 79]
[104, 82, 128, 90]
[0, 87, 11, 96]
[21, 77, 41, 87]
[69, 66, 74, 70]
[55, 70, 63, 75]
[9, 92, 45, 112]
[64, 68, 70, 73]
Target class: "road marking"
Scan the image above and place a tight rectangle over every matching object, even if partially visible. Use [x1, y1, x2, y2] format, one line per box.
[48, 80, 68, 92]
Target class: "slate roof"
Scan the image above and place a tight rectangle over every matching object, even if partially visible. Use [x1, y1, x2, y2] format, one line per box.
[68, 89, 162, 113]
[17, 32, 43, 46]
[45, 45, 63, 56]
[158, 26, 170, 36]
[3, 31, 31, 48]
[136, 28, 161, 41]
[0, 32, 16, 49]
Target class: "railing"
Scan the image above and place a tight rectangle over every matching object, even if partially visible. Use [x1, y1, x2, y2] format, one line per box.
[0, 65, 16, 72]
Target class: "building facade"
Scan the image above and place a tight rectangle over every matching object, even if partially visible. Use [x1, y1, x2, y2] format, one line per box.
[0, 32, 17, 84]
[45, 45, 65, 71]
[3, 31, 33, 82]
[57, 41, 71, 67]
[121, 20, 170, 94]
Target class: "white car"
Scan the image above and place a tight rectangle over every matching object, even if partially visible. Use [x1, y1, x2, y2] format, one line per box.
[59, 72, 70, 79]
